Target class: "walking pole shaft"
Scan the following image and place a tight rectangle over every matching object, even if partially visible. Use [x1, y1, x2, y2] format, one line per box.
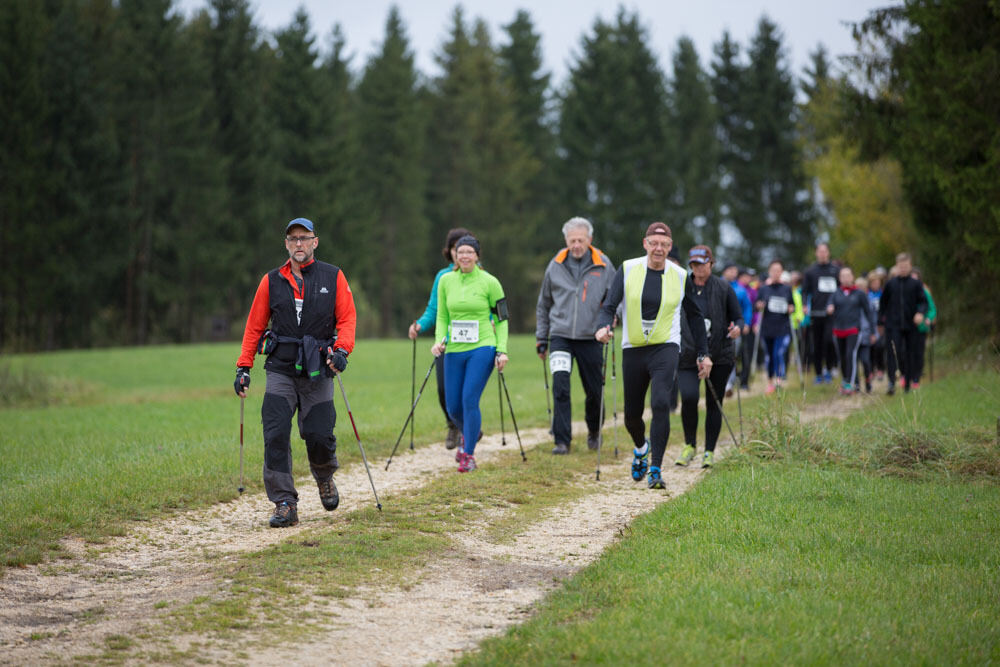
[498, 370, 526, 461]
[386, 358, 436, 470]
[238, 396, 245, 494]
[410, 329, 416, 450]
[336, 374, 382, 511]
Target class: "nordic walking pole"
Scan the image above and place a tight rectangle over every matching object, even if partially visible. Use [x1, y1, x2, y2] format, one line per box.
[734, 340, 744, 447]
[238, 396, 245, 494]
[595, 340, 609, 480]
[541, 352, 553, 434]
[705, 370, 740, 450]
[789, 314, 806, 398]
[497, 368, 507, 447]
[335, 372, 382, 511]
[386, 357, 436, 470]
[497, 366, 527, 462]
[749, 316, 762, 385]
[410, 324, 416, 450]
[611, 327, 619, 458]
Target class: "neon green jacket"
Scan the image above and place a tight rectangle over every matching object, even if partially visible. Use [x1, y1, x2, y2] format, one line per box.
[436, 265, 509, 354]
[792, 288, 805, 329]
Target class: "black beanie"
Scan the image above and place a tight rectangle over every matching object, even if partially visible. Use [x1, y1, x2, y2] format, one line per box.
[454, 234, 481, 256]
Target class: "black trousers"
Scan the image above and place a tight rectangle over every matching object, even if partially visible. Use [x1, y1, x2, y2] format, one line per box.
[912, 330, 928, 383]
[886, 328, 920, 388]
[809, 315, 838, 376]
[434, 355, 456, 429]
[679, 363, 733, 453]
[549, 336, 604, 446]
[836, 334, 861, 386]
[622, 343, 678, 469]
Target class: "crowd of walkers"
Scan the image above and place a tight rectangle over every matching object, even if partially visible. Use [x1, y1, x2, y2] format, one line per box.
[233, 217, 936, 526]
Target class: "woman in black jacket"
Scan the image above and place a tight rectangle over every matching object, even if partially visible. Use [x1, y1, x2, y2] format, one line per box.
[676, 246, 744, 468]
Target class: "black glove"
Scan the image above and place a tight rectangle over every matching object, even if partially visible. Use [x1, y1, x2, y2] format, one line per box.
[234, 367, 251, 395]
[328, 347, 348, 373]
[536, 340, 547, 355]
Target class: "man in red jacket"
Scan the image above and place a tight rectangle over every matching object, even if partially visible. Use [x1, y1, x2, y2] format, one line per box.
[235, 218, 357, 528]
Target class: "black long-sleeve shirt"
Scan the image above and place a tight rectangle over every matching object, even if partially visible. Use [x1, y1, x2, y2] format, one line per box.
[597, 264, 708, 357]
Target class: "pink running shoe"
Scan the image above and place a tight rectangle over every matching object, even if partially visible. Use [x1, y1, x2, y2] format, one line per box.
[765, 384, 776, 395]
[457, 452, 477, 473]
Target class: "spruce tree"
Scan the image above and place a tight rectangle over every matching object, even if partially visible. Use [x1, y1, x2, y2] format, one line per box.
[666, 36, 721, 252]
[356, 7, 429, 335]
[559, 9, 672, 257]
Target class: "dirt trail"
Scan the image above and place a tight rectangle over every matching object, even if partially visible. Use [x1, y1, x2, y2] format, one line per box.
[1, 387, 869, 665]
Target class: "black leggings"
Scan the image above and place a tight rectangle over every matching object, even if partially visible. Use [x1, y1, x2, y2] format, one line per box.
[836, 334, 861, 386]
[678, 363, 733, 453]
[809, 315, 838, 376]
[435, 355, 456, 429]
[622, 343, 678, 469]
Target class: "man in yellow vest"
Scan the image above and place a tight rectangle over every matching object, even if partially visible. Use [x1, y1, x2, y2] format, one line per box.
[595, 222, 711, 489]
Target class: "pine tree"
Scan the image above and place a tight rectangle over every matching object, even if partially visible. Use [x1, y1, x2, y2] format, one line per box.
[559, 9, 672, 258]
[425, 9, 538, 329]
[710, 31, 749, 264]
[666, 36, 721, 252]
[356, 7, 429, 335]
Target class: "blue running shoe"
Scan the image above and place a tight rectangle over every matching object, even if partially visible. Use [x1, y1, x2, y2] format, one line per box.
[823, 371, 833, 384]
[631, 442, 649, 482]
[648, 466, 665, 489]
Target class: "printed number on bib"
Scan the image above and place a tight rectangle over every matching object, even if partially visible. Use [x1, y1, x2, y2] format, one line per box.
[450, 320, 479, 343]
[549, 350, 572, 374]
[818, 276, 837, 293]
[641, 319, 656, 339]
[767, 296, 789, 314]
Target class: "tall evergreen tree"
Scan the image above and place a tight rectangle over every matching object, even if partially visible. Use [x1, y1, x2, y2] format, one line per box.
[498, 10, 556, 266]
[425, 9, 538, 329]
[559, 9, 672, 257]
[666, 36, 721, 252]
[710, 31, 748, 263]
[355, 7, 429, 335]
[268, 9, 333, 223]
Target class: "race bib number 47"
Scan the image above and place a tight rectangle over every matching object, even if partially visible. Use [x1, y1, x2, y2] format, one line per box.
[450, 320, 479, 343]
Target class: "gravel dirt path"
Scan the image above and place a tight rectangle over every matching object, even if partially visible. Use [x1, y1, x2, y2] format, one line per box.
[0, 387, 869, 665]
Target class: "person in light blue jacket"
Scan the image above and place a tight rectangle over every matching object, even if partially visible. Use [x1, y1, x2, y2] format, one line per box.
[408, 227, 471, 449]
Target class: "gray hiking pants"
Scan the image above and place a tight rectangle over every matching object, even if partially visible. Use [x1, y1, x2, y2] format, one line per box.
[261, 371, 338, 505]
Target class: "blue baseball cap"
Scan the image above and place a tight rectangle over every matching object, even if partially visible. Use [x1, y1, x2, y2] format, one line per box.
[285, 217, 314, 233]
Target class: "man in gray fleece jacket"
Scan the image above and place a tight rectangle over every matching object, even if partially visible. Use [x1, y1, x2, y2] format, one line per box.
[536, 217, 616, 454]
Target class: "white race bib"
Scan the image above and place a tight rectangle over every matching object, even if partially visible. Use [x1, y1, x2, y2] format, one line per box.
[767, 296, 789, 314]
[818, 276, 837, 293]
[294, 297, 304, 325]
[641, 318, 656, 338]
[549, 350, 572, 374]
[703, 318, 712, 337]
[450, 320, 479, 343]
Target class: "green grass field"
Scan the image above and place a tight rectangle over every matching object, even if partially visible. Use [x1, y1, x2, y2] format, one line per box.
[466, 361, 1000, 665]
[3, 336, 999, 663]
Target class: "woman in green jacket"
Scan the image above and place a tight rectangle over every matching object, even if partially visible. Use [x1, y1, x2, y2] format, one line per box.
[431, 235, 509, 472]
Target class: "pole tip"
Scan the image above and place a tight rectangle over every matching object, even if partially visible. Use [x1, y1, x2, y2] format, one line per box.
[238, 487, 244, 494]
[377, 504, 383, 511]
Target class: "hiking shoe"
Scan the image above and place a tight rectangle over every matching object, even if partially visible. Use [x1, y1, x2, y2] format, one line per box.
[675, 444, 695, 467]
[552, 442, 570, 455]
[269, 502, 298, 528]
[317, 476, 339, 511]
[456, 430, 484, 460]
[823, 371, 833, 384]
[814, 375, 825, 385]
[702, 451, 714, 468]
[445, 426, 461, 450]
[631, 443, 649, 482]
[587, 432, 601, 451]
[887, 384, 896, 396]
[457, 452, 477, 473]
[647, 466, 665, 489]
[911, 382, 920, 390]
[765, 384, 776, 395]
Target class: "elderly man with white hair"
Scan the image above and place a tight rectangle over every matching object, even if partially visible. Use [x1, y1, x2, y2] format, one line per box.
[535, 217, 616, 454]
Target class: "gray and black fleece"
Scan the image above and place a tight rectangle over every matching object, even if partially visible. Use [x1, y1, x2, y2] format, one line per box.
[536, 246, 616, 341]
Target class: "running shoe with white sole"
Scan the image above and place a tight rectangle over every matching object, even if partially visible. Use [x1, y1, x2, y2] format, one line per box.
[675, 444, 695, 467]
[631, 441, 649, 482]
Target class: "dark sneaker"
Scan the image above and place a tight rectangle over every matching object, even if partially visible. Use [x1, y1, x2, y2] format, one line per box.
[587, 432, 601, 451]
[445, 426, 461, 450]
[317, 476, 339, 511]
[631, 442, 649, 482]
[552, 443, 570, 455]
[647, 466, 665, 489]
[269, 501, 298, 528]
[887, 384, 896, 396]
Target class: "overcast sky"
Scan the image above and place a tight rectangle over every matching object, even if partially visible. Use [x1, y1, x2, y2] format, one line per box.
[176, 0, 885, 86]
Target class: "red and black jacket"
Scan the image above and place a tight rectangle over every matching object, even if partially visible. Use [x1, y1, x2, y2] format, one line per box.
[238, 258, 356, 377]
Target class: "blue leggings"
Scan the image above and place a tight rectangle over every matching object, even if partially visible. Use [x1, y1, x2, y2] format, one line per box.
[764, 334, 791, 379]
[444, 346, 496, 455]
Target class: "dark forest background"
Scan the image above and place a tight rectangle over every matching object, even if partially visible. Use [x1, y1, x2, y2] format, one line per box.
[2, 0, 996, 350]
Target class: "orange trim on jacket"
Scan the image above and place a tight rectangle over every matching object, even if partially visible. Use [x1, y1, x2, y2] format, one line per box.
[237, 259, 357, 368]
[554, 246, 607, 267]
